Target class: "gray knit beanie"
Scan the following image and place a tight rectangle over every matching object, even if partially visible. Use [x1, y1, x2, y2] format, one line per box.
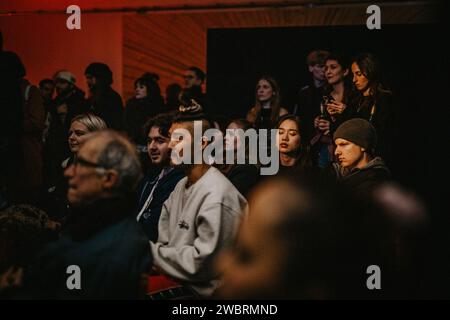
[333, 118, 377, 150]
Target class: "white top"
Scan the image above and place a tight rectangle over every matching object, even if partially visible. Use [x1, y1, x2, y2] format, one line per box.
[150, 166, 248, 297]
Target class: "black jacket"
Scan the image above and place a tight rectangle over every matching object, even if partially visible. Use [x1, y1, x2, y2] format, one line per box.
[352, 90, 394, 164]
[225, 164, 260, 199]
[136, 167, 185, 242]
[53, 86, 90, 127]
[329, 157, 391, 196]
[124, 96, 164, 145]
[295, 83, 325, 143]
[19, 196, 152, 299]
[89, 87, 124, 130]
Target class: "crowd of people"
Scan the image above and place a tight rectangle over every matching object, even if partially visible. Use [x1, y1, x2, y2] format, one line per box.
[0, 37, 432, 299]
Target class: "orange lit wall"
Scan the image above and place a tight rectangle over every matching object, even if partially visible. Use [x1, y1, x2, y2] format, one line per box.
[0, 2, 438, 102]
[0, 13, 123, 97]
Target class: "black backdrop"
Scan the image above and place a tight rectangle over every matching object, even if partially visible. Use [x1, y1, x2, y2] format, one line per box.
[207, 24, 449, 295]
[207, 24, 446, 195]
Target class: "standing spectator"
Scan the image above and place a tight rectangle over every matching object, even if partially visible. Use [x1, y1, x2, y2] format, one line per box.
[165, 83, 182, 112]
[295, 50, 330, 143]
[85, 62, 124, 130]
[311, 53, 353, 168]
[53, 70, 89, 128]
[351, 53, 394, 163]
[38, 79, 55, 111]
[183, 66, 207, 112]
[44, 71, 89, 185]
[246, 76, 288, 129]
[0, 50, 24, 207]
[13, 60, 46, 204]
[124, 73, 164, 147]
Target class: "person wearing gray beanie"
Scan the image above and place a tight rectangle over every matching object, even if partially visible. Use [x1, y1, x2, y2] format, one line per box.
[334, 118, 377, 154]
[331, 118, 390, 196]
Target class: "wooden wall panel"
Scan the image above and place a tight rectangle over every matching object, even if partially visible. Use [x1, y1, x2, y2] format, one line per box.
[123, 4, 439, 101]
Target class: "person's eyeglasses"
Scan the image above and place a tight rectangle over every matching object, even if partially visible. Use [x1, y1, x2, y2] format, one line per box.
[73, 156, 107, 170]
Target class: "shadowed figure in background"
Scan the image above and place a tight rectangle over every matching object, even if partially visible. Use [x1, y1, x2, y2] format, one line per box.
[183, 66, 207, 113]
[0, 44, 24, 208]
[165, 83, 182, 112]
[124, 72, 164, 147]
[85, 62, 124, 131]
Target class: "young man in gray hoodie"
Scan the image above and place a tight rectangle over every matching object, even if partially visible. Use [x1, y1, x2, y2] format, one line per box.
[149, 103, 248, 298]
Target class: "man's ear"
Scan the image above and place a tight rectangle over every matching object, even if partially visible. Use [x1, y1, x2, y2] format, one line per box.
[101, 169, 118, 190]
[344, 68, 349, 77]
[308, 65, 314, 73]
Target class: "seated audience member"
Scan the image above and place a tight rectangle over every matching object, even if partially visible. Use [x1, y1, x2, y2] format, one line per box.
[136, 113, 185, 242]
[19, 131, 151, 299]
[216, 176, 393, 299]
[276, 114, 313, 176]
[43, 113, 107, 221]
[330, 118, 390, 195]
[219, 118, 260, 198]
[149, 102, 247, 299]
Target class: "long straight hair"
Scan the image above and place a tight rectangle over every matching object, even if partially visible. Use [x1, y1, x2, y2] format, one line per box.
[352, 53, 391, 101]
[254, 76, 282, 125]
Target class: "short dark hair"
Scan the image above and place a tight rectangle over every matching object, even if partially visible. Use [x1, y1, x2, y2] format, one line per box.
[326, 52, 350, 70]
[39, 78, 54, 88]
[306, 50, 330, 66]
[187, 66, 205, 83]
[143, 113, 174, 139]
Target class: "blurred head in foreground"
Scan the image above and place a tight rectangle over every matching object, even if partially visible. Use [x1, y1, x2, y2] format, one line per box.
[216, 175, 393, 299]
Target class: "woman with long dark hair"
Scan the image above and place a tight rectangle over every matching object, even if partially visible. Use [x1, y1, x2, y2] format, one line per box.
[246, 76, 288, 129]
[351, 53, 394, 161]
[124, 73, 164, 147]
[218, 118, 260, 198]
